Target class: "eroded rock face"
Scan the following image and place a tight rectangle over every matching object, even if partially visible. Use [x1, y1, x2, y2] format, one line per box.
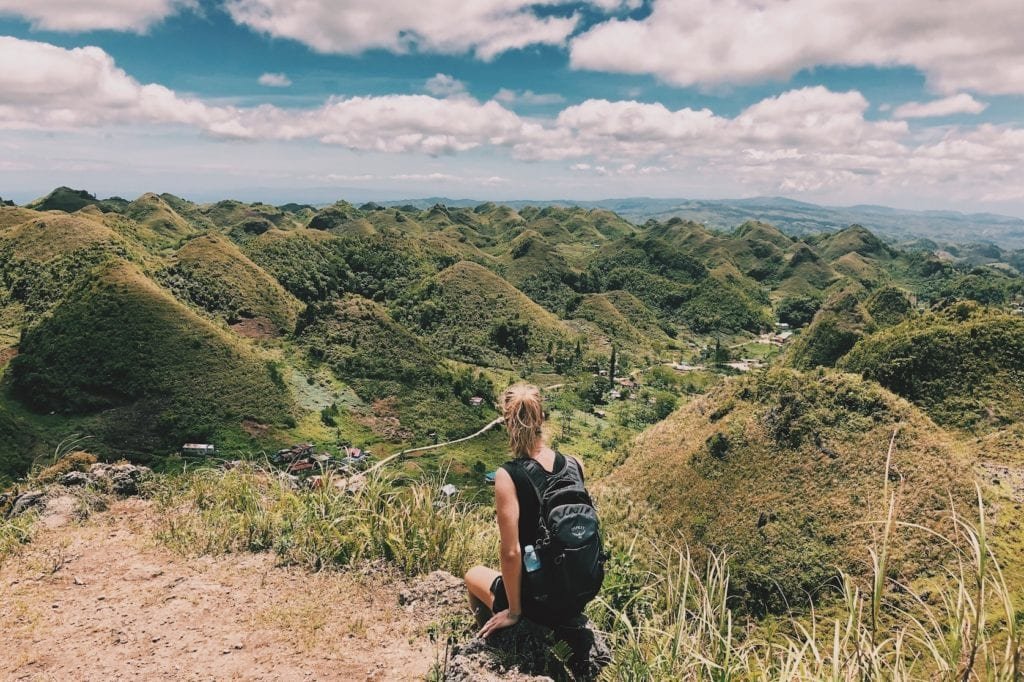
[59, 471, 90, 487]
[9, 490, 44, 517]
[88, 463, 151, 496]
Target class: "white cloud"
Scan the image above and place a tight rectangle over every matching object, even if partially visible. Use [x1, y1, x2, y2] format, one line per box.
[494, 88, 565, 106]
[223, 0, 596, 60]
[0, 37, 524, 155]
[893, 94, 988, 119]
[424, 74, 467, 97]
[0, 0, 191, 32]
[258, 72, 292, 88]
[570, 0, 1024, 95]
[3, 37, 1024, 211]
[0, 37, 227, 129]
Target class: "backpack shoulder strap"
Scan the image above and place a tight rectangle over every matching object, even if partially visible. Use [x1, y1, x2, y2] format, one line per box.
[564, 455, 585, 486]
[519, 458, 549, 509]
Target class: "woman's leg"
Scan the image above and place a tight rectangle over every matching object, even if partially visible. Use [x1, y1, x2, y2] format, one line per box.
[464, 565, 500, 627]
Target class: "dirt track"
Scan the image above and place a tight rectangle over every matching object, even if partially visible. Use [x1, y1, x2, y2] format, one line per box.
[0, 498, 448, 681]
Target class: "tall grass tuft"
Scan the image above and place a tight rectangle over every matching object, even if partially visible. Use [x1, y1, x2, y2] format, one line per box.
[593, 489, 1022, 681]
[0, 511, 37, 565]
[152, 462, 1021, 680]
[154, 463, 497, 577]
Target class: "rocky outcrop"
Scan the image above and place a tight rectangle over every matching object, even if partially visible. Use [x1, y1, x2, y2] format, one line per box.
[400, 570, 610, 681]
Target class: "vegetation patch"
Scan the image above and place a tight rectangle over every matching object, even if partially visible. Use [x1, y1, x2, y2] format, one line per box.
[611, 367, 974, 614]
[841, 303, 1024, 429]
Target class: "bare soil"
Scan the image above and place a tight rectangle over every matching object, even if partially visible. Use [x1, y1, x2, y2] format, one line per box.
[229, 317, 279, 340]
[0, 498, 453, 681]
[0, 346, 18, 367]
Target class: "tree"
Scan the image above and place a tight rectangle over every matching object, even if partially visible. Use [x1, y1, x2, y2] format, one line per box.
[609, 346, 617, 389]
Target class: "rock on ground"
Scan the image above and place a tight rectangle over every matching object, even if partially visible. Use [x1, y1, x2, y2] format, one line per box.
[400, 571, 610, 681]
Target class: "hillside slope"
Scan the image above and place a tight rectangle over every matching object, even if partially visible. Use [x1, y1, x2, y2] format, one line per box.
[611, 368, 973, 613]
[159, 234, 301, 333]
[8, 260, 292, 452]
[840, 304, 1024, 429]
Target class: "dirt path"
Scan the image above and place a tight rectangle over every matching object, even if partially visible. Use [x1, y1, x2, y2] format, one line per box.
[0, 498, 452, 681]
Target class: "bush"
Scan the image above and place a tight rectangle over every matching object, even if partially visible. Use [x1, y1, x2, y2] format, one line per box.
[35, 451, 97, 484]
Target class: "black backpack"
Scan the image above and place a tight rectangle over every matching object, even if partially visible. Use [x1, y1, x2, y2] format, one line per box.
[517, 456, 607, 619]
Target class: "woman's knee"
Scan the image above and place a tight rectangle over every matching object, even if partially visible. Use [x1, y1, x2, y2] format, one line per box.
[464, 564, 491, 583]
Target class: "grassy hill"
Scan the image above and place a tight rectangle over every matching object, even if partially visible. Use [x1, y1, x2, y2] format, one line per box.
[7, 259, 292, 453]
[611, 367, 973, 613]
[400, 260, 577, 367]
[840, 303, 1024, 429]
[25, 186, 104, 213]
[0, 212, 144, 319]
[572, 291, 670, 351]
[159, 234, 301, 333]
[122, 193, 197, 248]
[785, 284, 874, 369]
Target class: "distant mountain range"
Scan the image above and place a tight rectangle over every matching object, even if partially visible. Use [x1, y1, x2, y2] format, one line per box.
[383, 196, 1024, 249]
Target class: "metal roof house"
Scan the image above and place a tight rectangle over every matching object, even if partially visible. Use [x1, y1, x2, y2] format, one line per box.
[181, 443, 215, 457]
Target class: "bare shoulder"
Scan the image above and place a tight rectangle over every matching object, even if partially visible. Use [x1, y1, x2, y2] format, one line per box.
[494, 467, 515, 493]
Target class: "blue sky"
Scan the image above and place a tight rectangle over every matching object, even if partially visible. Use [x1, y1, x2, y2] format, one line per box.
[0, 0, 1022, 214]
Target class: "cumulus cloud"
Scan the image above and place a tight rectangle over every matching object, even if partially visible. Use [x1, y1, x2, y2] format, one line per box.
[0, 0, 191, 32]
[258, 72, 292, 87]
[222, 0, 609, 60]
[424, 74, 467, 97]
[494, 88, 565, 106]
[0, 37, 523, 155]
[893, 94, 988, 119]
[570, 0, 1024, 95]
[3, 36, 1024, 208]
[0, 37, 227, 129]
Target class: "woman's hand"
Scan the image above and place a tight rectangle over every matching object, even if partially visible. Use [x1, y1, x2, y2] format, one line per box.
[477, 609, 520, 638]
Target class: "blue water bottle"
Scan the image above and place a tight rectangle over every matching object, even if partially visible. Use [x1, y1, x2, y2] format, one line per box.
[523, 544, 542, 572]
[523, 544, 546, 600]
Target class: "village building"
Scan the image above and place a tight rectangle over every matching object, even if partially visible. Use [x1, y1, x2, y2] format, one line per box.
[469, 396, 485, 407]
[181, 443, 215, 457]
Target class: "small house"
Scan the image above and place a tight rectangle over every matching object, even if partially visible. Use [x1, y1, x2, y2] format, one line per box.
[287, 459, 315, 474]
[484, 471, 497, 485]
[469, 396, 485, 407]
[592, 408, 607, 419]
[440, 483, 458, 497]
[182, 443, 215, 457]
[609, 389, 623, 400]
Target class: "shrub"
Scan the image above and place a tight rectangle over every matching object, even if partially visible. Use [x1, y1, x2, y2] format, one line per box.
[35, 451, 97, 484]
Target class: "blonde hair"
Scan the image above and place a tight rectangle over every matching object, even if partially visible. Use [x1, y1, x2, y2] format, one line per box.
[501, 383, 544, 459]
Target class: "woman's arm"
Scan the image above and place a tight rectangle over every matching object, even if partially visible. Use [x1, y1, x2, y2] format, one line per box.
[479, 468, 522, 636]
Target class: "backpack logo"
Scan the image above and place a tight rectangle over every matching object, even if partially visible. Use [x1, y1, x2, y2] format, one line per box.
[570, 523, 587, 539]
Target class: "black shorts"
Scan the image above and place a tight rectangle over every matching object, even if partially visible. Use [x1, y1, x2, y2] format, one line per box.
[489, 575, 561, 627]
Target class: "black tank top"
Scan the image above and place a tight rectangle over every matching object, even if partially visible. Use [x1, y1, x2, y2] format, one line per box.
[501, 452, 567, 550]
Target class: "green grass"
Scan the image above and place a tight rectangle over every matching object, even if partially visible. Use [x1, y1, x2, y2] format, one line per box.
[0, 511, 37, 565]
[148, 461, 1022, 680]
[612, 367, 976, 614]
[155, 464, 498, 576]
[158, 233, 301, 331]
[8, 259, 292, 453]
[841, 303, 1024, 430]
